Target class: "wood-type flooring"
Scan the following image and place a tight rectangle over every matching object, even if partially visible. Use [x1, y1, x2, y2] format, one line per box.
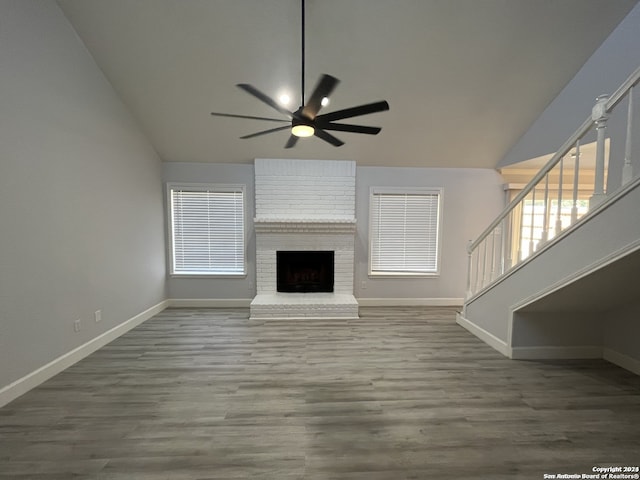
[1, 307, 639, 479]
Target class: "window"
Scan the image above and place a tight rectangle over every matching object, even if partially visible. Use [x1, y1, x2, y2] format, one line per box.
[519, 198, 589, 259]
[168, 183, 245, 276]
[506, 185, 592, 264]
[369, 187, 442, 276]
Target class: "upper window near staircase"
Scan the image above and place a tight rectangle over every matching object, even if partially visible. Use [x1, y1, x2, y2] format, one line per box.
[369, 187, 442, 276]
[167, 183, 246, 276]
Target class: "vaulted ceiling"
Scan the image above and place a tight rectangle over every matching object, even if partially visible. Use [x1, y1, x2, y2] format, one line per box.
[57, 0, 637, 168]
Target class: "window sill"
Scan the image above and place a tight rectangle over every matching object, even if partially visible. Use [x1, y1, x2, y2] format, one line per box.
[368, 272, 440, 278]
[170, 273, 247, 279]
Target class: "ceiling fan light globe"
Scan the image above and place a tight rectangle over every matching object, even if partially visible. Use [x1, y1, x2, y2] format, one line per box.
[278, 93, 291, 105]
[291, 124, 315, 137]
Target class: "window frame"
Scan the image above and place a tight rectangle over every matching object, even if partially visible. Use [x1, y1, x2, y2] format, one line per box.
[368, 186, 443, 278]
[166, 182, 247, 278]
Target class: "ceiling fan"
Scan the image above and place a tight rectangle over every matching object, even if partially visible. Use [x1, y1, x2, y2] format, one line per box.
[210, 0, 389, 148]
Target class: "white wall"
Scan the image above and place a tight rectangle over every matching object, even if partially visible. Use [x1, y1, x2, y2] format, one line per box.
[500, 4, 640, 168]
[604, 301, 640, 363]
[511, 311, 602, 349]
[0, 0, 166, 391]
[355, 167, 505, 302]
[163, 162, 256, 301]
[163, 162, 505, 303]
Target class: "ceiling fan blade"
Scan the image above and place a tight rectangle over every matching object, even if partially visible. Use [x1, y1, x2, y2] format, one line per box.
[317, 100, 390, 122]
[314, 128, 344, 147]
[302, 74, 340, 119]
[211, 112, 289, 123]
[237, 84, 294, 118]
[284, 135, 299, 149]
[239, 125, 291, 139]
[317, 122, 381, 135]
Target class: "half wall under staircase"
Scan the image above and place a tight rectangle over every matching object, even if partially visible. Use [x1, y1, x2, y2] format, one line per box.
[459, 66, 640, 375]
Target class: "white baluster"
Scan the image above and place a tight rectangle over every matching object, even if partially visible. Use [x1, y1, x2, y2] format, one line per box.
[501, 217, 509, 274]
[622, 87, 634, 185]
[590, 94, 609, 209]
[540, 174, 549, 242]
[466, 240, 473, 299]
[556, 156, 564, 235]
[571, 141, 581, 223]
[529, 188, 536, 255]
[489, 227, 496, 282]
[517, 198, 525, 262]
[503, 216, 511, 271]
[481, 239, 488, 287]
[474, 245, 481, 294]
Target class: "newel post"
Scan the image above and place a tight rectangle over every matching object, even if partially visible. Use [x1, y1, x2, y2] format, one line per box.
[465, 240, 473, 300]
[590, 94, 609, 209]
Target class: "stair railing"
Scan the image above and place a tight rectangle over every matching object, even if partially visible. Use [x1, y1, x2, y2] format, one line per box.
[466, 65, 640, 301]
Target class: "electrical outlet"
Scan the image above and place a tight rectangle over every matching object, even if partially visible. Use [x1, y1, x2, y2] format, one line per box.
[94, 310, 102, 323]
[74, 319, 81, 332]
[361, 280, 367, 289]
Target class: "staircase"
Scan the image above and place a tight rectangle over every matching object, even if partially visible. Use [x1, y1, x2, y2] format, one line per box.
[459, 66, 640, 375]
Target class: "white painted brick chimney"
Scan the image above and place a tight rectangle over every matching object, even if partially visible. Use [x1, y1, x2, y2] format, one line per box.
[250, 158, 358, 319]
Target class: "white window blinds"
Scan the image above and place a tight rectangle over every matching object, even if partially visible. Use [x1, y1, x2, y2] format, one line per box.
[169, 184, 245, 275]
[370, 189, 441, 275]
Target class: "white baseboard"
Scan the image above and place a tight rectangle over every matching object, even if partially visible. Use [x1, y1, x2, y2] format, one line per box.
[603, 348, 640, 376]
[358, 297, 464, 307]
[456, 313, 510, 357]
[168, 298, 252, 308]
[510, 345, 603, 360]
[169, 298, 462, 308]
[0, 299, 169, 408]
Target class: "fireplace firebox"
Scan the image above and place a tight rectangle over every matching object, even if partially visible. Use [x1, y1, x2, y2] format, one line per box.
[276, 251, 334, 293]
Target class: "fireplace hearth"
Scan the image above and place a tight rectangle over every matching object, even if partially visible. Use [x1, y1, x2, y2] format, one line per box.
[277, 251, 334, 293]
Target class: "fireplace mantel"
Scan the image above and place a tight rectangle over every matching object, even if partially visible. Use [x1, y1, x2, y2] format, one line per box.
[253, 217, 356, 234]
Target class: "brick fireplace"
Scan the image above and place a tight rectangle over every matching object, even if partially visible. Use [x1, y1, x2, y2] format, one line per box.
[249, 158, 359, 319]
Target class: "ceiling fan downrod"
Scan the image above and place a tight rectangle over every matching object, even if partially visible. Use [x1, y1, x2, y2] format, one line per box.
[301, 0, 306, 107]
